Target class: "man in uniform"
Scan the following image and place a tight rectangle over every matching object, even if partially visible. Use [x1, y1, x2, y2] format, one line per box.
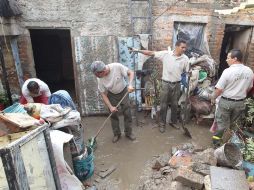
[91, 61, 136, 143]
[131, 39, 189, 133]
[211, 49, 253, 142]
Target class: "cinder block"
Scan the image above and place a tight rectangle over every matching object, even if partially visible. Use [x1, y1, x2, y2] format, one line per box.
[172, 167, 204, 189]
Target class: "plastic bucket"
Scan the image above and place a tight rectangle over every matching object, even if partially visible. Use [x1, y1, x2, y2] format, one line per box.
[214, 143, 242, 168]
[73, 146, 94, 181]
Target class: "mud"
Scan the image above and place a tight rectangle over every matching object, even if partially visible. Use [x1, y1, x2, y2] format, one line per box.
[83, 114, 213, 190]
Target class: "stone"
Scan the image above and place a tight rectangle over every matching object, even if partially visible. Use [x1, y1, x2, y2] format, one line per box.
[192, 162, 210, 176]
[157, 152, 171, 167]
[172, 167, 204, 189]
[210, 166, 249, 190]
[152, 171, 162, 179]
[204, 175, 211, 190]
[170, 181, 192, 190]
[160, 166, 175, 175]
[155, 179, 161, 185]
[171, 146, 178, 155]
[152, 160, 163, 171]
[169, 155, 192, 169]
[192, 148, 217, 166]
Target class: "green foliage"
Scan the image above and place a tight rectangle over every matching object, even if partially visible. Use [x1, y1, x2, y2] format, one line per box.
[0, 92, 8, 106]
[243, 138, 254, 163]
[245, 98, 254, 124]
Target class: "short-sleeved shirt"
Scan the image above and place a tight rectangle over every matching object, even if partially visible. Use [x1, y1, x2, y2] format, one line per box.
[22, 78, 51, 103]
[154, 50, 189, 82]
[97, 63, 129, 94]
[215, 64, 253, 99]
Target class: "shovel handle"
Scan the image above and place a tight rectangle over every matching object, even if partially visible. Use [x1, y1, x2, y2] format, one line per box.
[94, 91, 130, 138]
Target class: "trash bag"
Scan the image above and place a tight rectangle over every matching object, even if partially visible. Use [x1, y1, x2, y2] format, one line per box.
[190, 96, 212, 115]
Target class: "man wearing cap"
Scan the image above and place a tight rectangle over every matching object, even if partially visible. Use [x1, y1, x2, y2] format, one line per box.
[131, 39, 189, 133]
[211, 49, 253, 144]
[20, 78, 51, 104]
[91, 61, 136, 143]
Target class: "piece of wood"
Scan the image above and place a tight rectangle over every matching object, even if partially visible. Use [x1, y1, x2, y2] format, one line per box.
[0, 113, 37, 128]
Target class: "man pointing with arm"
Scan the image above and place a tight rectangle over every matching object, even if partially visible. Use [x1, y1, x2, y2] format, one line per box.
[132, 39, 189, 133]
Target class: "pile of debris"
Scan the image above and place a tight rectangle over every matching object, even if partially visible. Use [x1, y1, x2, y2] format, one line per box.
[137, 142, 251, 190]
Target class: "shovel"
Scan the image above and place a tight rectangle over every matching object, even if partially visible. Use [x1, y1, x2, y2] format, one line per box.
[88, 91, 130, 149]
[181, 71, 192, 138]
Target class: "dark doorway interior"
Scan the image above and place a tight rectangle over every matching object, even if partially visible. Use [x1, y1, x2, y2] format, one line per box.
[219, 25, 252, 77]
[29, 29, 76, 100]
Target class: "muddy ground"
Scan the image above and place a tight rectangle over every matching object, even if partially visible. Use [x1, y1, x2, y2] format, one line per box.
[83, 113, 213, 190]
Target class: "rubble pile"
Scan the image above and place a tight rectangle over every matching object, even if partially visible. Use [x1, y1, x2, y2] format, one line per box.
[137, 142, 251, 190]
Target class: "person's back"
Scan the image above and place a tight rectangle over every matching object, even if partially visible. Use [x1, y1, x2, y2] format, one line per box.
[20, 78, 51, 104]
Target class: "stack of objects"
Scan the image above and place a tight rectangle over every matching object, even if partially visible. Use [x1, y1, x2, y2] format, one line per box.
[188, 54, 218, 122]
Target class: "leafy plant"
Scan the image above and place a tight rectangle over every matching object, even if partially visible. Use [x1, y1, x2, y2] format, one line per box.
[245, 98, 254, 124]
[0, 92, 9, 106]
[243, 138, 254, 163]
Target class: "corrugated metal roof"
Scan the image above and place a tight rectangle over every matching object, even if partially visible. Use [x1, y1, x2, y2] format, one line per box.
[0, 0, 22, 18]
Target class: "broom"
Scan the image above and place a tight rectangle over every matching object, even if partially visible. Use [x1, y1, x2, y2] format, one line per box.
[88, 91, 130, 149]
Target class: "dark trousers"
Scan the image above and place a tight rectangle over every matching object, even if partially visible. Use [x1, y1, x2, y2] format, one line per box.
[160, 81, 180, 125]
[108, 88, 132, 136]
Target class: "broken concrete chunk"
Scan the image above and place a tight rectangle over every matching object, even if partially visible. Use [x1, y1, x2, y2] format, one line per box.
[192, 162, 210, 176]
[210, 166, 249, 190]
[160, 166, 175, 175]
[152, 171, 162, 179]
[154, 178, 161, 185]
[172, 146, 178, 155]
[172, 167, 204, 189]
[204, 175, 211, 190]
[192, 148, 217, 166]
[169, 154, 192, 169]
[152, 160, 163, 171]
[170, 181, 192, 190]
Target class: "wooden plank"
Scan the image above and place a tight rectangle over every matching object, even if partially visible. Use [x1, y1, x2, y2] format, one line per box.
[0, 113, 37, 128]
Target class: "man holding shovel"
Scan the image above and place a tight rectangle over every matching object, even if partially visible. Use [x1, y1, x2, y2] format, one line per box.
[131, 39, 189, 133]
[91, 61, 136, 143]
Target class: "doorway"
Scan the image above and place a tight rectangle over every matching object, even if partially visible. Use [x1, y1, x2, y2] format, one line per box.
[219, 25, 253, 77]
[29, 29, 76, 99]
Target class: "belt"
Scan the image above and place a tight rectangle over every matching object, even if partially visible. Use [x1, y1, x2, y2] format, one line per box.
[221, 96, 245, 102]
[162, 80, 181, 84]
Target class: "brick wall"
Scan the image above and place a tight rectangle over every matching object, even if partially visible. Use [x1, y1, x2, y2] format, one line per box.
[3, 0, 252, 109]
[17, 35, 36, 80]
